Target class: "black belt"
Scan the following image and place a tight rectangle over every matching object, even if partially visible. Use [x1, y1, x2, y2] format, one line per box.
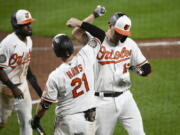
[95, 92, 123, 97]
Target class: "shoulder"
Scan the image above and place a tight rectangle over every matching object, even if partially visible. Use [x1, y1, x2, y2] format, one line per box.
[1, 33, 19, 47]
[87, 37, 101, 48]
[125, 38, 139, 48]
[48, 65, 64, 81]
[27, 36, 32, 43]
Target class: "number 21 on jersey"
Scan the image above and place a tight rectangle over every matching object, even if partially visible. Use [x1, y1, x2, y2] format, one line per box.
[71, 73, 90, 98]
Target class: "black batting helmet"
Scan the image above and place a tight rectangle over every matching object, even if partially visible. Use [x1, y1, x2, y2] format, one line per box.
[52, 34, 74, 58]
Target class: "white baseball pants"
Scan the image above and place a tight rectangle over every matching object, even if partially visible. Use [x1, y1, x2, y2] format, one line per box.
[54, 112, 96, 135]
[95, 90, 145, 135]
[0, 81, 32, 135]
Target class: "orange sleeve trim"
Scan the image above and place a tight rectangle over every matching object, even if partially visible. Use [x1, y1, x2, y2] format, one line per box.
[136, 60, 147, 67]
[41, 96, 57, 103]
[92, 37, 101, 45]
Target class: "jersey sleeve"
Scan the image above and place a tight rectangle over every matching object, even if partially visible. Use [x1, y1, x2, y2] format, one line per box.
[42, 73, 58, 103]
[0, 43, 10, 68]
[79, 37, 101, 66]
[130, 40, 147, 67]
[85, 31, 93, 41]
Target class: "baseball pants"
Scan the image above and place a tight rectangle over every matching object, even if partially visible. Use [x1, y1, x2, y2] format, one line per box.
[95, 90, 145, 135]
[54, 112, 96, 135]
[0, 81, 32, 135]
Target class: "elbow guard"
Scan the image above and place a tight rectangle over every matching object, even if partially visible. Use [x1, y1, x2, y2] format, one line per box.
[140, 63, 151, 76]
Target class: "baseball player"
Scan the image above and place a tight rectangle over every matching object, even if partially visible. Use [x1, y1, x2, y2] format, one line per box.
[31, 18, 106, 135]
[0, 9, 42, 135]
[72, 12, 152, 135]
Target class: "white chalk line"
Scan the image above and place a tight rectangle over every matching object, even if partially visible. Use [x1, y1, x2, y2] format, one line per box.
[32, 99, 41, 105]
[32, 40, 180, 51]
[139, 41, 180, 47]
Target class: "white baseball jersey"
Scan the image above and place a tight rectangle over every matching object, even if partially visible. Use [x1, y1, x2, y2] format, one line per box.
[94, 37, 147, 92]
[42, 38, 101, 117]
[0, 32, 32, 91]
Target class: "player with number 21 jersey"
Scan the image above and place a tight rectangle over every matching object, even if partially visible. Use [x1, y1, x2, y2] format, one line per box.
[42, 37, 101, 117]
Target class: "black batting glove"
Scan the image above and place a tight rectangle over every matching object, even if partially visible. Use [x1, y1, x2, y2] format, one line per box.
[31, 115, 46, 135]
[93, 5, 106, 18]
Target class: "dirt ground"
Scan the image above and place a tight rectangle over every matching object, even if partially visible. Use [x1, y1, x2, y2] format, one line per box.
[0, 32, 180, 100]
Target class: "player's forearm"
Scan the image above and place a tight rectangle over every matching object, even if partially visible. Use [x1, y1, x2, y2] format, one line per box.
[84, 14, 96, 23]
[35, 100, 52, 119]
[35, 106, 47, 119]
[140, 63, 152, 76]
[72, 14, 95, 38]
[80, 22, 105, 42]
[27, 67, 42, 97]
[129, 63, 152, 76]
[0, 67, 17, 90]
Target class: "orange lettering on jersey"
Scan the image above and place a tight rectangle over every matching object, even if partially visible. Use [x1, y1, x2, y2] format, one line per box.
[66, 71, 73, 79]
[66, 64, 83, 79]
[97, 46, 132, 65]
[78, 64, 83, 72]
[9, 51, 31, 68]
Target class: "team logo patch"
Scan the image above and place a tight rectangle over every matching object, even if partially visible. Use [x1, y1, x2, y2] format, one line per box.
[88, 39, 97, 48]
[0, 54, 6, 63]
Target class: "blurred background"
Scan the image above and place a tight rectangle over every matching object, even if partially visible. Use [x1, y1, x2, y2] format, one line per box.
[0, 0, 180, 135]
[0, 0, 180, 39]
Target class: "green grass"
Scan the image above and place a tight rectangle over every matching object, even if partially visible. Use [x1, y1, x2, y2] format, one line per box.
[0, 59, 180, 135]
[0, 0, 180, 39]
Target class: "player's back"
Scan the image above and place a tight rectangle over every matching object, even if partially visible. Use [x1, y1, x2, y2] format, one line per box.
[43, 42, 100, 117]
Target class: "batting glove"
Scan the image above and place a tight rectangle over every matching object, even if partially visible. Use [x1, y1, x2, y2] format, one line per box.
[31, 116, 46, 135]
[129, 66, 143, 75]
[93, 5, 106, 18]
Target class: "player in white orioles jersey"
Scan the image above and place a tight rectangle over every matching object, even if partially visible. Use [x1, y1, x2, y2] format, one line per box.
[31, 18, 106, 135]
[0, 9, 42, 135]
[72, 12, 152, 135]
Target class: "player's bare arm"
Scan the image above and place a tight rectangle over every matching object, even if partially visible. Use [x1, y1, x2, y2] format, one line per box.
[71, 5, 106, 44]
[67, 18, 106, 43]
[27, 66, 43, 97]
[0, 67, 24, 99]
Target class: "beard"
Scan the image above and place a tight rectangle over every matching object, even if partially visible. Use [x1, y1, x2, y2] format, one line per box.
[15, 25, 32, 37]
[18, 30, 32, 37]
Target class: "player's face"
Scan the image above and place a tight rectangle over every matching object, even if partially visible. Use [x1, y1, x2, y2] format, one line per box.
[109, 27, 124, 45]
[19, 23, 32, 36]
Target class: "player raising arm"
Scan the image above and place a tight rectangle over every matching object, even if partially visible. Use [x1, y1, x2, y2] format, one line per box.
[71, 11, 152, 135]
[31, 17, 107, 135]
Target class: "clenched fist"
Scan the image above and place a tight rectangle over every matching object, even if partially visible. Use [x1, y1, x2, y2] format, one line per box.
[93, 5, 106, 18]
[66, 18, 82, 28]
